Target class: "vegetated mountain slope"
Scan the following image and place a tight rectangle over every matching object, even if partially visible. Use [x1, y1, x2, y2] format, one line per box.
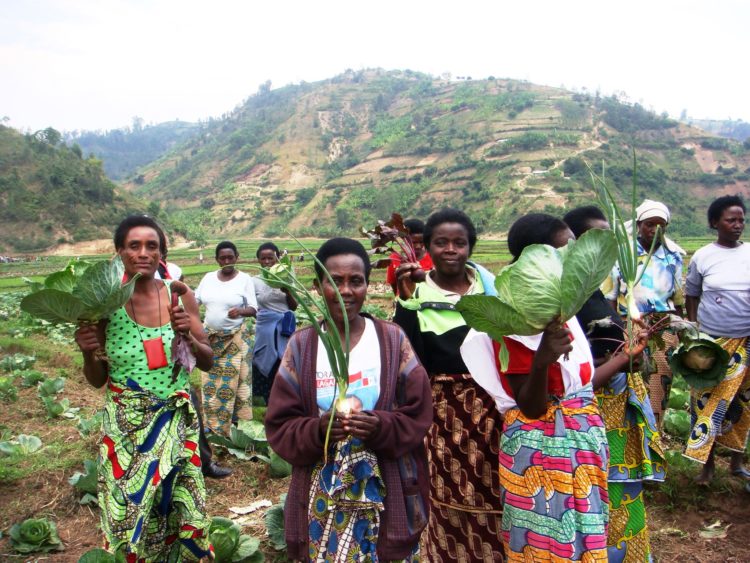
[0, 125, 145, 253]
[66, 120, 202, 181]
[125, 69, 750, 241]
[685, 118, 750, 143]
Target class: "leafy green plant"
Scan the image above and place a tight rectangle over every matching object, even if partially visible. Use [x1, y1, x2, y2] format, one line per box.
[268, 450, 292, 478]
[77, 409, 104, 437]
[19, 369, 46, 388]
[668, 388, 690, 410]
[668, 333, 730, 389]
[69, 459, 99, 505]
[42, 396, 76, 419]
[0, 434, 43, 456]
[38, 376, 65, 397]
[20, 258, 140, 324]
[77, 547, 116, 562]
[209, 420, 269, 460]
[0, 353, 37, 372]
[457, 228, 618, 369]
[208, 516, 263, 562]
[9, 517, 64, 554]
[0, 375, 18, 402]
[663, 409, 691, 441]
[264, 494, 287, 551]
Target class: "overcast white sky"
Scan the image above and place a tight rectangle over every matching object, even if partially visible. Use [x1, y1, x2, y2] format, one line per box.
[2, 0, 748, 133]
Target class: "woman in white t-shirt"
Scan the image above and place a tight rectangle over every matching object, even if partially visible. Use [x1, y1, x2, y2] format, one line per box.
[265, 238, 432, 562]
[195, 241, 257, 436]
[685, 195, 750, 483]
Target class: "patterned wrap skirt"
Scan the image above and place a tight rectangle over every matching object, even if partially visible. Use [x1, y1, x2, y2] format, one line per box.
[686, 337, 750, 463]
[597, 372, 666, 563]
[423, 374, 504, 563]
[499, 386, 609, 562]
[99, 379, 211, 562]
[307, 436, 420, 562]
[201, 324, 253, 436]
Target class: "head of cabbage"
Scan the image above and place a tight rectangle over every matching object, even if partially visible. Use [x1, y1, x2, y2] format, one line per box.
[668, 333, 729, 389]
[457, 228, 618, 369]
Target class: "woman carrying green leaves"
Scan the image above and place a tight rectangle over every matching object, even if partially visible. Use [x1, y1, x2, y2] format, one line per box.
[73, 215, 214, 561]
[265, 238, 432, 562]
[565, 206, 666, 562]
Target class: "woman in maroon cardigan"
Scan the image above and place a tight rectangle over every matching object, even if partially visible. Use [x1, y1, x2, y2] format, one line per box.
[265, 238, 433, 562]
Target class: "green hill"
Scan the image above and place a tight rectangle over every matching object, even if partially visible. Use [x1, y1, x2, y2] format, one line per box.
[66, 120, 202, 181]
[124, 69, 750, 241]
[0, 125, 145, 253]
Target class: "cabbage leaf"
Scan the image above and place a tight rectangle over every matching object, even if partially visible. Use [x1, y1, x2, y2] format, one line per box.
[457, 229, 617, 369]
[20, 258, 139, 324]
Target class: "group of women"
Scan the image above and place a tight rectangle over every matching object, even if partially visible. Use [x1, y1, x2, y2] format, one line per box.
[74, 194, 750, 562]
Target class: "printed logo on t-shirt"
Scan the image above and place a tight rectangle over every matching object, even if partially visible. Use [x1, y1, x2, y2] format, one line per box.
[316, 367, 380, 412]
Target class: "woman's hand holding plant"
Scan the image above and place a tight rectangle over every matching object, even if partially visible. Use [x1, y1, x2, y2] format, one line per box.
[395, 262, 420, 299]
[342, 411, 381, 441]
[535, 321, 574, 368]
[75, 324, 101, 354]
[319, 411, 347, 443]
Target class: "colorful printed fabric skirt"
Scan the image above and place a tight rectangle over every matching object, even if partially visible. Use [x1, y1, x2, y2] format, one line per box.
[686, 337, 750, 464]
[308, 436, 418, 562]
[499, 386, 609, 562]
[423, 374, 504, 563]
[597, 372, 666, 563]
[201, 324, 253, 436]
[99, 379, 211, 562]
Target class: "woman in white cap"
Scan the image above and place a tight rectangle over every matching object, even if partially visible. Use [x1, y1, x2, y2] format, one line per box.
[605, 199, 685, 426]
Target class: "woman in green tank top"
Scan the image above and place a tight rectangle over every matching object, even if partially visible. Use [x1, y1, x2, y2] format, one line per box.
[74, 215, 214, 562]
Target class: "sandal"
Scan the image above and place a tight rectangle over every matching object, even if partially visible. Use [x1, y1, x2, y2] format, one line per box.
[731, 467, 750, 479]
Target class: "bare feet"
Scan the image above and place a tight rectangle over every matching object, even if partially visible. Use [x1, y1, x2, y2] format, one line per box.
[694, 462, 715, 486]
[729, 452, 750, 479]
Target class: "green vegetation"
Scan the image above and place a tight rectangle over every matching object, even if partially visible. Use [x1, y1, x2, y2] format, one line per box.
[2, 69, 747, 254]
[0, 125, 144, 253]
[67, 119, 201, 180]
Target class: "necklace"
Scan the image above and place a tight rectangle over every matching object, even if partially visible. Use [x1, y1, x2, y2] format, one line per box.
[129, 282, 169, 371]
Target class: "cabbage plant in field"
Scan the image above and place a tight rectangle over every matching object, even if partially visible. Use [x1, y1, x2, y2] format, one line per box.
[457, 228, 618, 369]
[9, 517, 64, 554]
[0, 434, 43, 456]
[208, 516, 263, 562]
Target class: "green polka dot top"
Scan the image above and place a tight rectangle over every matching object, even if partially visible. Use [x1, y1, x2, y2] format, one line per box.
[105, 285, 188, 398]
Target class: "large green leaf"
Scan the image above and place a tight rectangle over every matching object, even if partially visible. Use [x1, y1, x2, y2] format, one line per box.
[44, 268, 77, 292]
[77, 548, 115, 562]
[69, 459, 98, 495]
[456, 295, 537, 341]
[20, 289, 84, 324]
[233, 535, 261, 561]
[495, 244, 562, 330]
[269, 450, 292, 478]
[560, 229, 618, 319]
[264, 497, 286, 551]
[74, 259, 139, 321]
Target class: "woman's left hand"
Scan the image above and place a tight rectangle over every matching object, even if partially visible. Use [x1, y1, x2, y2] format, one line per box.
[342, 411, 381, 441]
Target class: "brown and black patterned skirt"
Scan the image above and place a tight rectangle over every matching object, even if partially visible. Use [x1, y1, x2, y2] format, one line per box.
[423, 373, 504, 562]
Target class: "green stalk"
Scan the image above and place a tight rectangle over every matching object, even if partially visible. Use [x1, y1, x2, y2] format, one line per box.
[258, 236, 351, 462]
[589, 148, 661, 374]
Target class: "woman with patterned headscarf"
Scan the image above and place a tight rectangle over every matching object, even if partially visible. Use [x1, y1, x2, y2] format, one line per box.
[605, 199, 685, 426]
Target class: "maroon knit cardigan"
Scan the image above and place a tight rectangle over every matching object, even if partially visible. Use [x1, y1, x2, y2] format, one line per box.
[265, 317, 432, 561]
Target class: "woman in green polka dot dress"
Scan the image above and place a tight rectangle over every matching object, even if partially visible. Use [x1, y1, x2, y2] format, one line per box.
[74, 215, 215, 562]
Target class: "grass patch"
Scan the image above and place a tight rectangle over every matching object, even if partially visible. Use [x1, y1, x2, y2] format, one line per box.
[0, 436, 94, 483]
